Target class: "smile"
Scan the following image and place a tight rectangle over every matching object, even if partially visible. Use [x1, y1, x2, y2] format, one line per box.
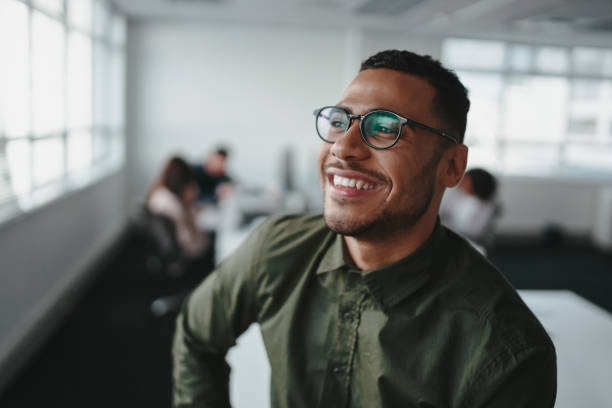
[332, 175, 376, 191]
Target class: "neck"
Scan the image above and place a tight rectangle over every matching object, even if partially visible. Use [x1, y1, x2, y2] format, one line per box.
[343, 208, 439, 271]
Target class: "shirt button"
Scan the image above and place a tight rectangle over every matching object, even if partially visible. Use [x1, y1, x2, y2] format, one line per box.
[333, 366, 342, 374]
[343, 312, 352, 321]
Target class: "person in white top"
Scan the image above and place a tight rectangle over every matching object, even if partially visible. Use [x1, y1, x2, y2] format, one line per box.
[146, 156, 208, 259]
[440, 168, 499, 252]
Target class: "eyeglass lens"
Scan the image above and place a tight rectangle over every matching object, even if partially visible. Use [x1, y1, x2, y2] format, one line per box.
[316, 107, 402, 148]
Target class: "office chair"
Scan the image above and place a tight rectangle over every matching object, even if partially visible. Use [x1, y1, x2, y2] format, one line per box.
[131, 207, 190, 317]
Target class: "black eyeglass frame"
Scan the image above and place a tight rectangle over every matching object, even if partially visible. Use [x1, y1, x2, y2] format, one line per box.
[313, 106, 459, 149]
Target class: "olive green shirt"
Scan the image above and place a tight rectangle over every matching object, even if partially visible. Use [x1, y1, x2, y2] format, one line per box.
[172, 214, 556, 408]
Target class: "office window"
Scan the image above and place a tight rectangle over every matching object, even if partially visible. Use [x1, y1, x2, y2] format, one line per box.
[33, 138, 64, 185]
[443, 39, 505, 70]
[573, 47, 609, 76]
[442, 38, 612, 177]
[32, 11, 65, 137]
[68, 0, 92, 31]
[33, 0, 63, 15]
[0, 1, 30, 138]
[502, 76, 568, 143]
[67, 31, 92, 130]
[534, 46, 569, 74]
[0, 0, 126, 224]
[68, 131, 93, 173]
[508, 44, 532, 72]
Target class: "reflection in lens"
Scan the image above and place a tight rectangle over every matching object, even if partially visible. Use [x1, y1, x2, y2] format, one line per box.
[363, 111, 400, 147]
[317, 107, 348, 143]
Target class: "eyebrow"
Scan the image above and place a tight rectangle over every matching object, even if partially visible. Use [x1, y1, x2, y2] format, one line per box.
[335, 104, 352, 113]
[335, 105, 399, 115]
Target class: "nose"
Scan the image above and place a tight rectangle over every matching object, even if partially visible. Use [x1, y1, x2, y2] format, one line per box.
[329, 118, 370, 161]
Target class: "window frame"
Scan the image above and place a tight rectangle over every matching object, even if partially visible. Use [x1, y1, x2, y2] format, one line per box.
[442, 38, 612, 179]
[0, 0, 126, 227]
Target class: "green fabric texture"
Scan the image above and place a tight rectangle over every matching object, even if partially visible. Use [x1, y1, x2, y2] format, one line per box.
[172, 214, 556, 408]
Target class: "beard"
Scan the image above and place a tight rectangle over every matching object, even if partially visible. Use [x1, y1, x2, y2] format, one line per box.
[322, 153, 439, 239]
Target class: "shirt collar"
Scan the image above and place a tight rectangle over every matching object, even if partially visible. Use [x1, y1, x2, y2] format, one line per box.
[316, 219, 449, 311]
[316, 232, 355, 275]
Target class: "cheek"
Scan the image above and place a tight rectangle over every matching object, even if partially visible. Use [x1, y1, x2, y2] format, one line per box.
[386, 152, 434, 195]
[317, 144, 330, 178]
[385, 154, 413, 187]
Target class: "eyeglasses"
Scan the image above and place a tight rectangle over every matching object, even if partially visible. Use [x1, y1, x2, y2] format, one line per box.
[313, 106, 458, 149]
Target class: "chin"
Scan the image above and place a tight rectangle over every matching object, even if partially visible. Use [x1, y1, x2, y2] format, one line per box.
[323, 210, 374, 237]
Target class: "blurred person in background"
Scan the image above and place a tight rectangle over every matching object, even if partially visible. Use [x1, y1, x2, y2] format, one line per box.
[440, 167, 500, 251]
[172, 50, 556, 408]
[147, 156, 208, 261]
[193, 147, 234, 205]
[192, 147, 235, 264]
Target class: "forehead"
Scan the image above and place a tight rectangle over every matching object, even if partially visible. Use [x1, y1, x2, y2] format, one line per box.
[339, 68, 436, 119]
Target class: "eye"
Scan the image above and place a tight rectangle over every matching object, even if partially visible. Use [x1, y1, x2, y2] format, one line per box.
[329, 112, 348, 129]
[373, 124, 394, 134]
[370, 120, 399, 137]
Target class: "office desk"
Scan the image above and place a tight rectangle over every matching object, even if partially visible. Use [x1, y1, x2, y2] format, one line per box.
[519, 290, 612, 408]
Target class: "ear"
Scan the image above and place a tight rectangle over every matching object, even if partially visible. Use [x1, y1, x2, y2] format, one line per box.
[439, 144, 468, 188]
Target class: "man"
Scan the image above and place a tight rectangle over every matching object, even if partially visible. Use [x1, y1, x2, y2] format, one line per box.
[192, 147, 234, 265]
[193, 148, 233, 205]
[173, 50, 556, 408]
[440, 168, 500, 250]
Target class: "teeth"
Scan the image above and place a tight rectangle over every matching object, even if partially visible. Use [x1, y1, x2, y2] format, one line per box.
[332, 175, 375, 190]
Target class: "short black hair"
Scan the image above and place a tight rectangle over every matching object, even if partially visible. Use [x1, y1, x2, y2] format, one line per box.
[466, 168, 497, 201]
[360, 49, 470, 143]
[215, 147, 229, 158]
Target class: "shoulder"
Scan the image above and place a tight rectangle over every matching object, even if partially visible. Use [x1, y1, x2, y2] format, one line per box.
[442, 228, 550, 338]
[245, 214, 333, 264]
[149, 186, 173, 201]
[437, 229, 556, 399]
[224, 214, 333, 319]
[147, 187, 183, 217]
[221, 213, 331, 271]
[193, 165, 210, 180]
[441, 227, 519, 309]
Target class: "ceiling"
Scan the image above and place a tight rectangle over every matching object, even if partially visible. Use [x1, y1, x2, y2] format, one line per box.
[111, 0, 612, 45]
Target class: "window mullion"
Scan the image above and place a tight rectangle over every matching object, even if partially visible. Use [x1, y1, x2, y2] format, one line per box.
[558, 45, 573, 175]
[27, 2, 34, 195]
[62, 0, 69, 181]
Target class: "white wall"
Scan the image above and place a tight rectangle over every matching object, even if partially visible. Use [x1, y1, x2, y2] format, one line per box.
[126, 21, 348, 201]
[0, 170, 127, 390]
[125, 21, 611, 238]
[497, 176, 603, 235]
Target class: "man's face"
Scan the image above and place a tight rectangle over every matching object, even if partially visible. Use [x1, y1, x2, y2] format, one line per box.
[318, 68, 446, 238]
[206, 154, 227, 176]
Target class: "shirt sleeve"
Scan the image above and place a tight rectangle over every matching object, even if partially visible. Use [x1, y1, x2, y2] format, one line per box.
[469, 344, 557, 408]
[171, 221, 269, 408]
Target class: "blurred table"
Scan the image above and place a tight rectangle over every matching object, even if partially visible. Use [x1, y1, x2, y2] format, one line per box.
[519, 290, 612, 408]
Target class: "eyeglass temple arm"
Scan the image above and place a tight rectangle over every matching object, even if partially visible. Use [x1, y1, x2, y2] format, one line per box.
[406, 118, 459, 144]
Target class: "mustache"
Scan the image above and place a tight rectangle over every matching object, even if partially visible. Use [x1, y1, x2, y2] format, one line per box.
[323, 160, 388, 184]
